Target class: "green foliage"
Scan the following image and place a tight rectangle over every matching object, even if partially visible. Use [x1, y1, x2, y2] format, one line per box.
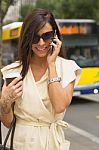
[61, 0, 99, 20]
[34, 0, 99, 21]
[3, 20, 13, 26]
[35, 0, 64, 18]
[20, 4, 34, 21]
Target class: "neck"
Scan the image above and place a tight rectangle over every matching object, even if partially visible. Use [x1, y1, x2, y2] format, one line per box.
[30, 55, 47, 67]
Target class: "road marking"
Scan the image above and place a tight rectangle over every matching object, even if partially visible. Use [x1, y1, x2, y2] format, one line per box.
[69, 124, 99, 144]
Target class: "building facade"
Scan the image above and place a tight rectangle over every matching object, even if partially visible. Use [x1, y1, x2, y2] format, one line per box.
[3, 0, 36, 22]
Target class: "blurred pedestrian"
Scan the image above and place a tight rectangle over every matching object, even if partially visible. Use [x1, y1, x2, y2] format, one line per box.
[0, 8, 81, 150]
[70, 48, 85, 61]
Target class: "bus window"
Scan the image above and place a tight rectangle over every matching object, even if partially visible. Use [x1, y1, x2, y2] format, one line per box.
[83, 48, 92, 58]
[70, 48, 85, 61]
[67, 46, 99, 67]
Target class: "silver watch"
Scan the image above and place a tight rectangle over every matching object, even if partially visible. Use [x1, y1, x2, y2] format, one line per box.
[48, 77, 61, 84]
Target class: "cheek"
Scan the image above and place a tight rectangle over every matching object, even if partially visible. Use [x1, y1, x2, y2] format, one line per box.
[46, 40, 52, 47]
[32, 45, 35, 51]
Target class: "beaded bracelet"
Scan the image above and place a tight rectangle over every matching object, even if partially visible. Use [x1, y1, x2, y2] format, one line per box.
[48, 77, 61, 85]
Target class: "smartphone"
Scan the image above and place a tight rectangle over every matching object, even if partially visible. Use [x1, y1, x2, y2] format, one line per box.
[6, 77, 16, 86]
[51, 30, 57, 54]
[5, 72, 21, 86]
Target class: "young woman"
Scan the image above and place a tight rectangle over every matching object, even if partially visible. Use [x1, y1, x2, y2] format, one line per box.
[0, 8, 81, 150]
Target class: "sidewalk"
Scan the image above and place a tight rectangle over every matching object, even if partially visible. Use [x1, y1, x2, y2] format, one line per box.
[64, 128, 99, 150]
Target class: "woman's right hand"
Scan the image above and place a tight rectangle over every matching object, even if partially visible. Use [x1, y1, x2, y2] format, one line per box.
[0, 76, 23, 114]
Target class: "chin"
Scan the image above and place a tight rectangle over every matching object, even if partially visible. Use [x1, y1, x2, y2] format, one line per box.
[35, 52, 47, 58]
[36, 50, 49, 57]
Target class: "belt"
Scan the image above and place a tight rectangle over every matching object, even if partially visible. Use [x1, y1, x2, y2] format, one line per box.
[17, 119, 68, 128]
[17, 119, 69, 149]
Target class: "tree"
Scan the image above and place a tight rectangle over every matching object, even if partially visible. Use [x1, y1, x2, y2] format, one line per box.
[35, 0, 64, 18]
[19, 0, 64, 21]
[61, 0, 99, 20]
[19, 4, 34, 21]
[0, 0, 17, 90]
[0, 0, 15, 22]
[35, 0, 99, 20]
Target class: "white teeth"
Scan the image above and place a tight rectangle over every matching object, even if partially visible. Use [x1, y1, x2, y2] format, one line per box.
[38, 47, 47, 51]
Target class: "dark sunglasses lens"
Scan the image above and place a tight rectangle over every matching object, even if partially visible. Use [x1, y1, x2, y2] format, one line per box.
[32, 31, 54, 44]
[43, 31, 54, 41]
[32, 35, 40, 44]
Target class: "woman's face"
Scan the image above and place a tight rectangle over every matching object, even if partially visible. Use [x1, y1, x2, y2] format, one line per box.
[32, 23, 53, 58]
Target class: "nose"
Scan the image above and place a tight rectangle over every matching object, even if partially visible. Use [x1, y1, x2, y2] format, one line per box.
[38, 38, 45, 45]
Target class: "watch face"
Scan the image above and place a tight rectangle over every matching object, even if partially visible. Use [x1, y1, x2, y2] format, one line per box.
[48, 77, 61, 84]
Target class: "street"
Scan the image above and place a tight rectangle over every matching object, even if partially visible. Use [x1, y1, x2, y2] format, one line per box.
[64, 97, 99, 150]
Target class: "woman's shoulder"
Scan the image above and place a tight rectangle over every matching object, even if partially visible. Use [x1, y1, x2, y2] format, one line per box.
[56, 56, 79, 68]
[1, 61, 21, 72]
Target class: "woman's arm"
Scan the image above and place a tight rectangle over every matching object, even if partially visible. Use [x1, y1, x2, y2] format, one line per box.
[47, 36, 75, 113]
[0, 104, 13, 128]
[48, 63, 75, 113]
[0, 76, 23, 127]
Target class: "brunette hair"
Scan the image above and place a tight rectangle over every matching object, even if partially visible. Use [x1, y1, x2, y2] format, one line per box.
[18, 8, 62, 79]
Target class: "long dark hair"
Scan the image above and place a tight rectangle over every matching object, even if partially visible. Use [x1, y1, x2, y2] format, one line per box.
[18, 8, 62, 79]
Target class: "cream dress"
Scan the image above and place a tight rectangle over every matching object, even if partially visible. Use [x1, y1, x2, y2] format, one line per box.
[1, 56, 81, 150]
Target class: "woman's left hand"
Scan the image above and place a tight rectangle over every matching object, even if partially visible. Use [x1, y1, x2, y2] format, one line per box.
[47, 35, 62, 65]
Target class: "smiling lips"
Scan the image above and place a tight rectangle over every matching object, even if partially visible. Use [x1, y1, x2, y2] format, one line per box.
[37, 46, 49, 52]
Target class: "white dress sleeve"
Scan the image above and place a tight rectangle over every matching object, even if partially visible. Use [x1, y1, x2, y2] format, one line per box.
[58, 58, 82, 88]
[1, 61, 21, 80]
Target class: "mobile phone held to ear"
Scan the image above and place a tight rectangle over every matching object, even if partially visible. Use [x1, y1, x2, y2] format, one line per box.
[51, 30, 57, 54]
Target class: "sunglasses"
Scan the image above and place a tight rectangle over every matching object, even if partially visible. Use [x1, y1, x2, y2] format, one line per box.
[32, 30, 55, 44]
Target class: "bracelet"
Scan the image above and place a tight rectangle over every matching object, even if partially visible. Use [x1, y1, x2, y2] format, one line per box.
[48, 77, 61, 85]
